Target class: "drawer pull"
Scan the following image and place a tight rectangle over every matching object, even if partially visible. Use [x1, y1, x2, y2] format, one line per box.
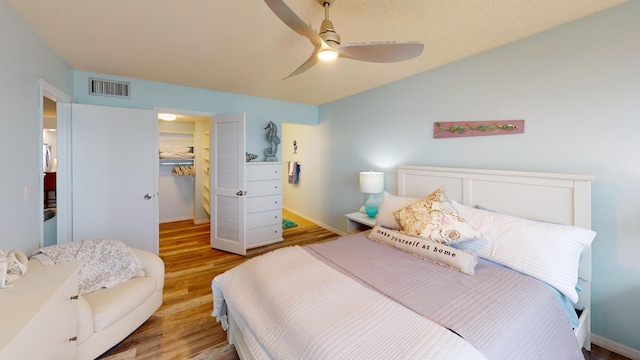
[69, 336, 78, 342]
[70, 295, 79, 300]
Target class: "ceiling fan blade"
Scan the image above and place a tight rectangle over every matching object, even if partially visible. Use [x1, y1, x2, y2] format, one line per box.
[336, 42, 424, 63]
[283, 48, 320, 79]
[264, 0, 324, 47]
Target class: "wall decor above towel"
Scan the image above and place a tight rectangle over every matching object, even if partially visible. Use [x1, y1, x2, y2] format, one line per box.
[433, 120, 524, 138]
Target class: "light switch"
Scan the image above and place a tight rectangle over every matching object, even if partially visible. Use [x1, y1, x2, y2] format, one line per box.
[24, 185, 31, 202]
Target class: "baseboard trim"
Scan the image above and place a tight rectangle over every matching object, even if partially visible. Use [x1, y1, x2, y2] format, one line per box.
[194, 218, 210, 225]
[591, 334, 640, 360]
[160, 216, 193, 224]
[282, 207, 348, 237]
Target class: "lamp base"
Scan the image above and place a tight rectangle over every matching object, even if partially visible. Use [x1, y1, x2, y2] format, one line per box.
[364, 194, 379, 218]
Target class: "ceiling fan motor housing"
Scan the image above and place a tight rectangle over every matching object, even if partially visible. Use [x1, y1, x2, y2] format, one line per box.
[320, 19, 340, 44]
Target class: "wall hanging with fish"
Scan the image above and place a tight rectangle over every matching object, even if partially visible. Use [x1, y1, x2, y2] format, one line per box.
[433, 120, 524, 138]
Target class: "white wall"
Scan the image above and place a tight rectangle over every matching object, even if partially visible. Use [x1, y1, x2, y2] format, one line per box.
[283, 1, 640, 353]
[281, 123, 337, 228]
[0, 2, 73, 253]
[158, 166, 195, 223]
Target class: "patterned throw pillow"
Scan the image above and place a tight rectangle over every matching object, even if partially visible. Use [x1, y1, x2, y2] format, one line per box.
[393, 187, 481, 244]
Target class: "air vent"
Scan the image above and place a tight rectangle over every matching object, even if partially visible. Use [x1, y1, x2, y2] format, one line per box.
[88, 78, 131, 98]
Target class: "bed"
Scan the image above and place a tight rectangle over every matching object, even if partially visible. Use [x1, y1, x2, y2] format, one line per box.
[212, 165, 595, 359]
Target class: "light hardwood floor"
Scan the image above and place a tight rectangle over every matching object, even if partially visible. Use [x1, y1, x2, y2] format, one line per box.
[98, 210, 339, 360]
[98, 211, 629, 360]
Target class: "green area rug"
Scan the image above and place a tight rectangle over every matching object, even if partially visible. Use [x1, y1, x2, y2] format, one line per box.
[282, 218, 298, 229]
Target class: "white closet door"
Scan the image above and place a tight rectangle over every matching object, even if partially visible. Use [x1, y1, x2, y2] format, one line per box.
[210, 113, 246, 255]
[71, 104, 158, 253]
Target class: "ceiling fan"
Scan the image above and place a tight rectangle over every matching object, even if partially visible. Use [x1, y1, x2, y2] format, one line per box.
[264, 0, 424, 79]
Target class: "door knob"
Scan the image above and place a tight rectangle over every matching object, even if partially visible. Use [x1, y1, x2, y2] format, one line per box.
[236, 191, 246, 196]
[144, 194, 152, 200]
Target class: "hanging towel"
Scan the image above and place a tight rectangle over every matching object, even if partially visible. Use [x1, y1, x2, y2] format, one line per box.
[288, 161, 300, 184]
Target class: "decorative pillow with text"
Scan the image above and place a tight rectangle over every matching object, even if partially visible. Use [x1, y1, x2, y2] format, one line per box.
[368, 226, 478, 275]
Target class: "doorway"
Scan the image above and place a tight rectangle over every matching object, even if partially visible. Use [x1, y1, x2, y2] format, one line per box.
[42, 96, 57, 246]
[154, 108, 214, 229]
[39, 79, 73, 247]
[43, 97, 57, 206]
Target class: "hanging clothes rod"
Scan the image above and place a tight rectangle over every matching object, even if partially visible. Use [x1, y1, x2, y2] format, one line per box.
[159, 160, 194, 166]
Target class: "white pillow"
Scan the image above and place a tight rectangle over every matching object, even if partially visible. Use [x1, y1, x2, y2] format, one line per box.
[368, 226, 478, 275]
[454, 202, 596, 303]
[375, 191, 418, 230]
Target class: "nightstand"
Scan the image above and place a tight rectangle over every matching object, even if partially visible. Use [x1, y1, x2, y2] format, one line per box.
[345, 212, 376, 233]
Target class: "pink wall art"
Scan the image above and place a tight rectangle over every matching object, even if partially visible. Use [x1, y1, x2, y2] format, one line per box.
[433, 120, 524, 139]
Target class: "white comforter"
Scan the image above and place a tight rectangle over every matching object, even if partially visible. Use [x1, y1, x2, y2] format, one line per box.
[212, 246, 486, 360]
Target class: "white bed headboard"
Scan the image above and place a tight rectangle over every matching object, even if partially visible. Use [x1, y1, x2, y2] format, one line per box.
[396, 165, 594, 313]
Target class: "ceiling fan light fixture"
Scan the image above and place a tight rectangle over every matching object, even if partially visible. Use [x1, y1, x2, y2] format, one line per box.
[158, 113, 177, 121]
[265, 0, 423, 78]
[317, 48, 338, 61]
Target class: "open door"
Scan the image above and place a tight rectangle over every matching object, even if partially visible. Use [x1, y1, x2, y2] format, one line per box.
[210, 113, 246, 255]
[71, 104, 159, 253]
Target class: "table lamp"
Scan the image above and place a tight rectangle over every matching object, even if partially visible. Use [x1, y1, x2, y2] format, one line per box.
[359, 171, 384, 218]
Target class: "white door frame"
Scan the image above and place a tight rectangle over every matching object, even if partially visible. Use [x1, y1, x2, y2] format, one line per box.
[39, 79, 74, 245]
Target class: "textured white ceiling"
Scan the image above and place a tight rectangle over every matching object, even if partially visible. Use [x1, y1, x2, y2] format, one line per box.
[8, 0, 627, 105]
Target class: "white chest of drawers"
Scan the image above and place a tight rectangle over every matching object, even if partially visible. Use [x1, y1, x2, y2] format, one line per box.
[245, 162, 283, 248]
[0, 261, 82, 360]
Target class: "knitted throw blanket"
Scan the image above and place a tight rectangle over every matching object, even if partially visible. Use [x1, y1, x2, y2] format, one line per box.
[31, 239, 142, 295]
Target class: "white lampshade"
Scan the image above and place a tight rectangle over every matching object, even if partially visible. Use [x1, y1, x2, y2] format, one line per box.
[359, 171, 384, 194]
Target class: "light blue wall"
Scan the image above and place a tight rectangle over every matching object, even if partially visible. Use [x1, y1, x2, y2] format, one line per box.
[73, 71, 317, 159]
[285, 1, 640, 352]
[0, 1, 73, 252]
